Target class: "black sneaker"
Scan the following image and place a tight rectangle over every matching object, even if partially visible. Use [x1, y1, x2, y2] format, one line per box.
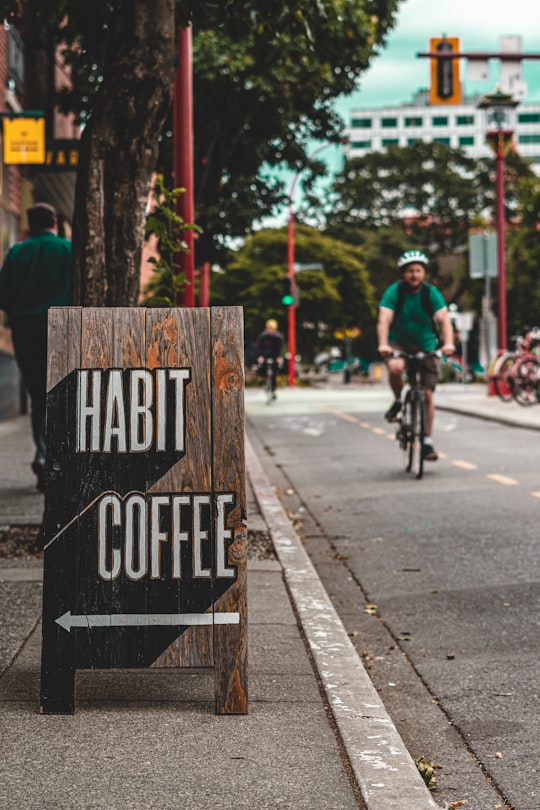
[422, 443, 438, 461]
[384, 400, 402, 422]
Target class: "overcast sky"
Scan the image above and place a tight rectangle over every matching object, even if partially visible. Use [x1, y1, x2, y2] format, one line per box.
[336, 0, 540, 117]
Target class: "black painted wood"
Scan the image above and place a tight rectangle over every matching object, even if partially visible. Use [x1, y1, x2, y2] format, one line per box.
[40, 307, 247, 714]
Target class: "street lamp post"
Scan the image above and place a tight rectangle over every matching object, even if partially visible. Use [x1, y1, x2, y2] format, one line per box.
[286, 143, 333, 386]
[449, 305, 475, 383]
[286, 188, 297, 386]
[477, 88, 519, 351]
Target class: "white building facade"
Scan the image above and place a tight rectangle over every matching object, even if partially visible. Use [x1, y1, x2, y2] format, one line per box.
[345, 90, 540, 169]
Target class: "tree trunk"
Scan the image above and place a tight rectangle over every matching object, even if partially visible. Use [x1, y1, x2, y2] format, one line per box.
[71, 0, 176, 307]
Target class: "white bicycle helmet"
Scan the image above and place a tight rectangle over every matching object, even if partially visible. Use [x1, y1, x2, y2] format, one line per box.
[397, 250, 429, 270]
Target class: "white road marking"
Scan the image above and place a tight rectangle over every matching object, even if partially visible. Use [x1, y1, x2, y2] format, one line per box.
[486, 473, 519, 486]
[303, 427, 323, 436]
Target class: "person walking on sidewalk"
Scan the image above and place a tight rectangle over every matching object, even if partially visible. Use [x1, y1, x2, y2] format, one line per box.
[377, 250, 455, 461]
[0, 202, 71, 491]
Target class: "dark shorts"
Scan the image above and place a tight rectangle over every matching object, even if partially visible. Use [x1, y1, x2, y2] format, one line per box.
[386, 343, 440, 391]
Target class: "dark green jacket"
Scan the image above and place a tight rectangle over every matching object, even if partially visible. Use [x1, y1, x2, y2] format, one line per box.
[0, 230, 71, 323]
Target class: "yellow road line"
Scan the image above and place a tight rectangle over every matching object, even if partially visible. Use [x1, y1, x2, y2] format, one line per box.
[372, 427, 386, 435]
[452, 460, 479, 471]
[331, 410, 359, 424]
[486, 473, 519, 486]
[530, 491, 540, 500]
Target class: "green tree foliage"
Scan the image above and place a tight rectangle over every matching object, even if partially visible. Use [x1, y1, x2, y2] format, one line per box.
[1, 0, 177, 306]
[0, 0, 401, 304]
[179, 0, 402, 264]
[142, 176, 200, 307]
[326, 142, 538, 317]
[327, 141, 488, 258]
[506, 171, 540, 335]
[210, 225, 378, 361]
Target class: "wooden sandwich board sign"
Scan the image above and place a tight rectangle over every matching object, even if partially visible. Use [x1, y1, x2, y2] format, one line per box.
[40, 306, 247, 715]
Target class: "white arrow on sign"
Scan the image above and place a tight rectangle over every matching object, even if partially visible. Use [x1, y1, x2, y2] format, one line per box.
[55, 610, 240, 633]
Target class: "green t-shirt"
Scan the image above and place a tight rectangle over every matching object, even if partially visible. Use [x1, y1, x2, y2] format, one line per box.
[380, 281, 446, 352]
[0, 231, 71, 322]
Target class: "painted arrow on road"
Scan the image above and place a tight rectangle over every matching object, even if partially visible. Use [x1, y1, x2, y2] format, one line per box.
[55, 610, 240, 633]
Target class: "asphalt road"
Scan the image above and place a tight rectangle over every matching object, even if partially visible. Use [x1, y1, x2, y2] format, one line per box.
[246, 384, 540, 810]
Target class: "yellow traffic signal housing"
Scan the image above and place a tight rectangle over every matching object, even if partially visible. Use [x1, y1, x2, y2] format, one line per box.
[429, 37, 462, 105]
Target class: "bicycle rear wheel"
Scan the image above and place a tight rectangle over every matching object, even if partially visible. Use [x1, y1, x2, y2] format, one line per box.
[492, 353, 515, 402]
[265, 372, 273, 404]
[408, 394, 425, 479]
[512, 357, 540, 406]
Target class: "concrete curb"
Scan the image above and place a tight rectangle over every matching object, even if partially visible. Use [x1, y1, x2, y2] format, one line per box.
[245, 434, 441, 810]
[437, 401, 540, 431]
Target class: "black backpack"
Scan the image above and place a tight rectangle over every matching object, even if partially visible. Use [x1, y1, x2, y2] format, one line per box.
[393, 281, 440, 341]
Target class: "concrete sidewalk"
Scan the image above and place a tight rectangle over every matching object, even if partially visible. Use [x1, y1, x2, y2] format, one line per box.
[2, 415, 358, 810]
[1, 384, 535, 810]
[436, 380, 540, 429]
[0, 412, 442, 810]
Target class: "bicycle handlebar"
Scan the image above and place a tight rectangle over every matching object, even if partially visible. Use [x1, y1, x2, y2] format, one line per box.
[391, 349, 443, 360]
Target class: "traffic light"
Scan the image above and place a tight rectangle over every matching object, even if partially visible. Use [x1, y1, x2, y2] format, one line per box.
[281, 276, 295, 306]
[429, 36, 461, 105]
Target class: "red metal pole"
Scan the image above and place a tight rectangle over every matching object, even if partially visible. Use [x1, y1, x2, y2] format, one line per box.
[287, 204, 296, 386]
[495, 148, 507, 351]
[174, 25, 195, 307]
[199, 261, 210, 307]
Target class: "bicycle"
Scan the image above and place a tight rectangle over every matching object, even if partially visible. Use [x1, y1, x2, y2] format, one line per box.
[491, 329, 540, 404]
[511, 354, 540, 406]
[393, 350, 440, 480]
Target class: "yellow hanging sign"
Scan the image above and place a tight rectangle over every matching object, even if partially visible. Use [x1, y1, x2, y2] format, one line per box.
[3, 116, 45, 164]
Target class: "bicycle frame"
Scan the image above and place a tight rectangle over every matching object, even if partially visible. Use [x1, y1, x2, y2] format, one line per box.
[394, 351, 438, 480]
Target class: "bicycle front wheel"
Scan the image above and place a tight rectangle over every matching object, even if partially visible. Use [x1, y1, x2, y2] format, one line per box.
[400, 396, 412, 472]
[512, 357, 540, 406]
[408, 394, 425, 479]
[492, 353, 515, 402]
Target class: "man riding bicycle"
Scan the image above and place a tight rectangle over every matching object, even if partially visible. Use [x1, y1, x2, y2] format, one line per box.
[257, 318, 283, 398]
[377, 250, 455, 461]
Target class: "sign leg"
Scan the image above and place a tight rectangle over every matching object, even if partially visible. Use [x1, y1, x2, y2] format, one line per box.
[40, 646, 76, 714]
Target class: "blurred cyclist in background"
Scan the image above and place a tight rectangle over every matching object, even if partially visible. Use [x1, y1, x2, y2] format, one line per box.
[257, 319, 283, 398]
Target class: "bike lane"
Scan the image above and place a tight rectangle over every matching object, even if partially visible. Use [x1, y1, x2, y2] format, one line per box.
[246, 385, 539, 810]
